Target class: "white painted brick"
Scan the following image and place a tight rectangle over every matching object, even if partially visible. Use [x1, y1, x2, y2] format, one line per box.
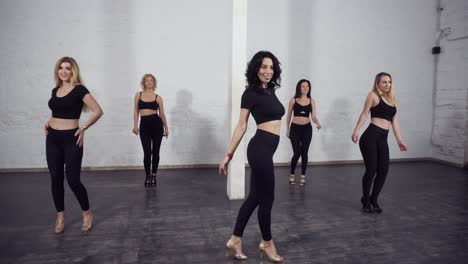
[0, 0, 439, 168]
[433, 0, 468, 166]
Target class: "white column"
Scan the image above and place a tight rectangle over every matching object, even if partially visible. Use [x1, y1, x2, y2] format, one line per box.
[227, 0, 247, 200]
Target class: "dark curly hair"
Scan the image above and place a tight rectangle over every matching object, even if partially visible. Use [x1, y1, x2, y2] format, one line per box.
[294, 79, 311, 98]
[245, 51, 282, 92]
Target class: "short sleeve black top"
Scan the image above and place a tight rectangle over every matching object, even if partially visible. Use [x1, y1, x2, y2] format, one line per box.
[48, 84, 90, 119]
[241, 88, 285, 125]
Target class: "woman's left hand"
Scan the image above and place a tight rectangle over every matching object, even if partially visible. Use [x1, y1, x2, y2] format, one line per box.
[316, 123, 322, 130]
[398, 141, 408, 151]
[74, 127, 85, 147]
[163, 129, 169, 139]
[219, 156, 231, 176]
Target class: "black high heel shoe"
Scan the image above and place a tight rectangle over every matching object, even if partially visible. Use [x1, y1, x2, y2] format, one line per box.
[361, 197, 373, 213]
[144, 174, 151, 187]
[370, 200, 382, 214]
[150, 173, 157, 186]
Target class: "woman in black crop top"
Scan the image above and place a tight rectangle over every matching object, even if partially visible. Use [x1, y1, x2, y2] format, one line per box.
[285, 79, 322, 186]
[219, 51, 284, 262]
[352, 72, 408, 214]
[44, 57, 103, 233]
[133, 74, 169, 187]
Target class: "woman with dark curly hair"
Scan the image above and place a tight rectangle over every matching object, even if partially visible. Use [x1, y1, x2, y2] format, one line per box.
[286, 79, 321, 186]
[219, 51, 284, 262]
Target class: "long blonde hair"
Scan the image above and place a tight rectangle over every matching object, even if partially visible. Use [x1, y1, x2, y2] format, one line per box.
[54, 57, 83, 87]
[372, 72, 396, 105]
[54, 57, 90, 112]
[140, 73, 157, 91]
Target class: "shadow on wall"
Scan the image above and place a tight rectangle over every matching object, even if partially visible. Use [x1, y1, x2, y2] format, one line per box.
[321, 97, 355, 160]
[169, 90, 223, 165]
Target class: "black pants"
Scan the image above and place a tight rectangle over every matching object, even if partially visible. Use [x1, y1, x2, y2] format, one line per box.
[289, 123, 312, 175]
[359, 123, 389, 202]
[139, 114, 164, 175]
[46, 127, 89, 212]
[233, 129, 279, 241]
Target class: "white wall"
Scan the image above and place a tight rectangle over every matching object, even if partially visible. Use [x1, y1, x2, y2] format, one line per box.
[0, 0, 231, 168]
[247, 0, 436, 163]
[0, 0, 438, 169]
[432, 0, 468, 166]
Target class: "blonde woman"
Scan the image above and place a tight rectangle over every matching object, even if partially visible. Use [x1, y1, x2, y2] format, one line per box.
[133, 74, 169, 187]
[45, 57, 103, 233]
[352, 72, 408, 214]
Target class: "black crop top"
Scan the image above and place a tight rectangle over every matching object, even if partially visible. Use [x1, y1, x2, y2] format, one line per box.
[138, 92, 159, 110]
[48, 85, 89, 119]
[241, 88, 285, 125]
[293, 99, 312, 117]
[370, 96, 396, 122]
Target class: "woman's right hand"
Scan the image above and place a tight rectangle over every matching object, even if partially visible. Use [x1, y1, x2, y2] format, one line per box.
[44, 122, 49, 136]
[132, 127, 139, 135]
[219, 156, 231, 176]
[351, 131, 359, 144]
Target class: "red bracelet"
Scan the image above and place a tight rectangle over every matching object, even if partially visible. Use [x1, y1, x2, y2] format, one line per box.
[226, 153, 234, 159]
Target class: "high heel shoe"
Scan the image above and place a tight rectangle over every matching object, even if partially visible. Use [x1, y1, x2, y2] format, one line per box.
[361, 197, 373, 213]
[370, 199, 382, 214]
[259, 241, 284, 263]
[150, 173, 157, 186]
[299, 175, 306, 186]
[289, 174, 295, 185]
[144, 174, 151, 187]
[54, 216, 64, 234]
[226, 238, 248, 260]
[81, 211, 93, 232]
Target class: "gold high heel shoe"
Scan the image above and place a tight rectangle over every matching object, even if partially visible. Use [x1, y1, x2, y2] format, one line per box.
[54, 217, 64, 234]
[259, 241, 284, 263]
[81, 211, 93, 232]
[289, 174, 295, 185]
[226, 238, 248, 260]
[299, 175, 306, 186]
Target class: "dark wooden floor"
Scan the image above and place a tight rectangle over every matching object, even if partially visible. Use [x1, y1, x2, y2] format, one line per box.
[0, 161, 467, 264]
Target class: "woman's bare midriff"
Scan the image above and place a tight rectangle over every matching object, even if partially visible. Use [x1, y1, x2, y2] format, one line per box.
[49, 118, 79, 130]
[371, 117, 391, 130]
[140, 109, 158, 116]
[257, 120, 281, 136]
[291, 116, 311, 125]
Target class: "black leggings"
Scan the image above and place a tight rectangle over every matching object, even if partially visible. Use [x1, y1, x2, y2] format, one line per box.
[139, 114, 164, 175]
[46, 127, 89, 212]
[359, 123, 389, 202]
[289, 123, 312, 175]
[233, 129, 279, 241]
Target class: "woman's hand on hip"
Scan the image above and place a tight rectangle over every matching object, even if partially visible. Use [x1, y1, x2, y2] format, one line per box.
[44, 122, 49, 136]
[74, 127, 85, 147]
